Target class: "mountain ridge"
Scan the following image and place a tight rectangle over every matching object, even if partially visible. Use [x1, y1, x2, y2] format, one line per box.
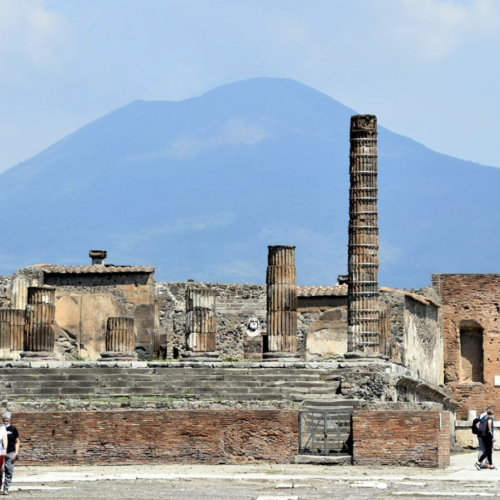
[0, 77, 498, 287]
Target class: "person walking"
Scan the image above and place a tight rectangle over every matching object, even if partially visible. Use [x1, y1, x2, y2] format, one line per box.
[0, 412, 20, 495]
[0, 424, 6, 475]
[476, 409, 496, 470]
[478, 406, 493, 466]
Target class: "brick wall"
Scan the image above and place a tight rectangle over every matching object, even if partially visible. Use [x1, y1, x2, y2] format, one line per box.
[432, 274, 500, 417]
[14, 409, 298, 465]
[353, 410, 450, 468]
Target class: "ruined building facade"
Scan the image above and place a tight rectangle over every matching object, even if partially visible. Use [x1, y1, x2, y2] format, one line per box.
[0, 113, 494, 424]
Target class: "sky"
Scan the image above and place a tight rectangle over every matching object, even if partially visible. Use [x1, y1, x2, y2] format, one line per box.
[1, 0, 499, 173]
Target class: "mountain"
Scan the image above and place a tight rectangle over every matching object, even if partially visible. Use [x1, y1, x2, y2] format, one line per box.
[0, 77, 498, 288]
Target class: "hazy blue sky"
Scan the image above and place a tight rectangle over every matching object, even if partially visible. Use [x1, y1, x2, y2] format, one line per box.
[1, 0, 499, 172]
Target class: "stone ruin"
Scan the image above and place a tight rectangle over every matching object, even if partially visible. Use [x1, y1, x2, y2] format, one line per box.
[0, 113, 494, 466]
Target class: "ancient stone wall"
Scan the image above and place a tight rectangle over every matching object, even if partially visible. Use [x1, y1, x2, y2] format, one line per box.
[43, 272, 155, 360]
[433, 274, 500, 417]
[380, 289, 442, 386]
[403, 296, 443, 385]
[14, 409, 298, 465]
[0, 276, 12, 309]
[353, 410, 450, 467]
[156, 282, 267, 360]
[156, 282, 353, 360]
[298, 296, 348, 360]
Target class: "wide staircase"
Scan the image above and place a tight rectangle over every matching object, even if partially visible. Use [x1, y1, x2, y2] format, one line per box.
[0, 366, 342, 402]
[0, 365, 363, 461]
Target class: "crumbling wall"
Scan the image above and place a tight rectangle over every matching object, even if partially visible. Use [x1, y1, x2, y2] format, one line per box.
[0, 276, 12, 309]
[339, 369, 398, 402]
[156, 282, 266, 360]
[403, 296, 443, 385]
[433, 274, 500, 418]
[44, 272, 156, 360]
[380, 289, 442, 386]
[298, 296, 348, 360]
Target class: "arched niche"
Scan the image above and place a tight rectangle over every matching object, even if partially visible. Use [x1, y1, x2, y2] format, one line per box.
[459, 319, 484, 383]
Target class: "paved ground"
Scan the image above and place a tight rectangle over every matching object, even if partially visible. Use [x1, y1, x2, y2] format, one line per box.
[5, 451, 500, 499]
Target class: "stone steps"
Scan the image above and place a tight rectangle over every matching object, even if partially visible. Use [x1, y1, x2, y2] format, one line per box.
[0, 366, 344, 402]
[294, 454, 351, 465]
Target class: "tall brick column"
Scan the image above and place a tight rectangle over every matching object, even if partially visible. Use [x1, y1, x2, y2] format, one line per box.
[183, 288, 220, 362]
[100, 317, 138, 361]
[347, 115, 380, 355]
[263, 245, 300, 361]
[0, 310, 25, 359]
[21, 286, 56, 360]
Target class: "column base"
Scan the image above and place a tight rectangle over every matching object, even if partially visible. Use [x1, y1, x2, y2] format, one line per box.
[19, 351, 56, 361]
[99, 351, 139, 362]
[262, 352, 301, 362]
[180, 351, 222, 363]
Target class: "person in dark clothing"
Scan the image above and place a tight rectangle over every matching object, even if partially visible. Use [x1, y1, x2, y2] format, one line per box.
[476, 409, 496, 470]
[0, 412, 20, 495]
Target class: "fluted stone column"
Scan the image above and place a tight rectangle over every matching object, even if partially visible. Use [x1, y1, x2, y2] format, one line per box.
[347, 115, 380, 355]
[183, 288, 220, 362]
[263, 245, 300, 360]
[100, 317, 138, 361]
[0, 310, 25, 359]
[21, 286, 56, 360]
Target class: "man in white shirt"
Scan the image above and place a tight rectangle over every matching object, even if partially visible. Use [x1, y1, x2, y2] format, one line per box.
[0, 424, 6, 461]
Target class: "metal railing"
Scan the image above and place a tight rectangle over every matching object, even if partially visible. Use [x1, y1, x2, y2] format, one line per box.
[298, 410, 352, 455]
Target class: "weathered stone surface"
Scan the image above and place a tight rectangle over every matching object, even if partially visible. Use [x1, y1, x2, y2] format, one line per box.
[266, 246, 297, 355]
[305, 320, 347, 360]
[379, 288, 443, 386]
[347, 115, 380, 354]
[25, 286, 55, 353]
[0, 309, 25, 359]
[106, 317, 135, 352]
[35, 265, 155, 361]
[185, 288, 217, 354]
[157, 282, 267, 360]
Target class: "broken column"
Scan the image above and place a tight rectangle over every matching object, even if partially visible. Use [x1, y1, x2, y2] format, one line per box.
[263, 245, 300, 361]
[21, 286, 56, 360]
[100, 317, 138, 361]
[0, 310, 26, 359]
[183, 288, 220, 362]
[347, 115, 380, 356]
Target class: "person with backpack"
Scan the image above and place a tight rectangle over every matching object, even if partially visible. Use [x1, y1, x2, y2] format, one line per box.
[475, 409, 496, 470]
[474, 406, 493, 466]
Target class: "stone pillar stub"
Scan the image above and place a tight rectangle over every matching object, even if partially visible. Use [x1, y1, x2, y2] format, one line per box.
[21, 286, 56, 360]
[0, 309, 26, 359]
[100, 317, 138, 361]
[347, 115, 381, 357]
[263, 245, 300, 361]
[183, 287, 220, 362]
